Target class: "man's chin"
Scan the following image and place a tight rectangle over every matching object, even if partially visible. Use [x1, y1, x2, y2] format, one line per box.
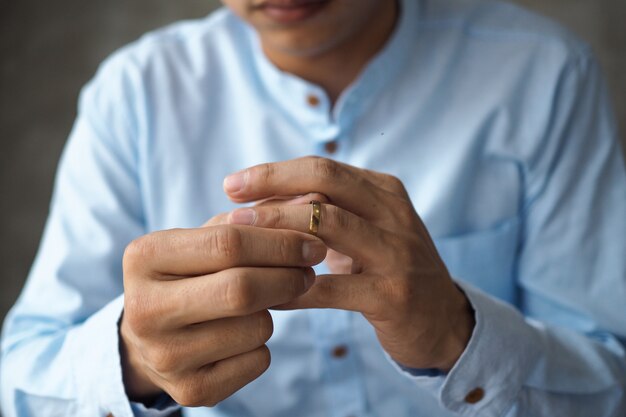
[261, 28, 349, 59]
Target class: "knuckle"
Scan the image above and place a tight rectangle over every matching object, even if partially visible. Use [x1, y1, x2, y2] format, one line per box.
[123, 296, 152, 336]
[123, 287, 164, 337]
[171, 392, 198, 408]
[172, 377, 213, 408]
[148, 347, 179, 375]
[302, 155, 322, 166]
[224, 271, 256, 314]
[266, 206, 284, 228]
[313, 158, 341, 181]
[325, 204, 351, 232]
[257, 163, 275, 184]
[275, 234, 294, 262]
[201, 387, 222, 408]
[202, 395, 221, 408]
[209, 226, 242, 264]
[380, 277, 413, 309]
[123, 235, 157, 272]
[384, 174, 405, 191]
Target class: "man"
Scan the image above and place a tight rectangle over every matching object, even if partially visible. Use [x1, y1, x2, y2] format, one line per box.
[2, 0, 626, 415]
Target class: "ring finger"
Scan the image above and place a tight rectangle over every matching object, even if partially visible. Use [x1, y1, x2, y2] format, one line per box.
[227, 203, 393, 265]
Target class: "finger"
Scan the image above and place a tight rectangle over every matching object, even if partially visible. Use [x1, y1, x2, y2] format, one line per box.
[163, 311, 274, 372]
[158, 267, 316, 327]
[203, 194, 331, 228]
[325, 248, 354, 275]
[227, 203, 392, 263]
[203, 194, 330, 228]
[123, 226, 327, 277]
[274, 273, 382, 316]
[202, 212, 229, 227]
[163, 345, 271, 408]
[254, 192, 331, 207]
[223, 157, 402, 219]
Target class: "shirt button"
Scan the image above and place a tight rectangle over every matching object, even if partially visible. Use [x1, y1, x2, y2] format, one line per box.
[324, 140, 338, 154]
[332, 345, 349, 358]
[307, 94, 320, 107]
[464, 387, 485, 404]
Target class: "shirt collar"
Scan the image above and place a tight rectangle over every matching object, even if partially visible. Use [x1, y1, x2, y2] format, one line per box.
[243, 0, 419, 144]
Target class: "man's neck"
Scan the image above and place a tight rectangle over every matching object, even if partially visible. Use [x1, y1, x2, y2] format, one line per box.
[261, 2, 399, 104]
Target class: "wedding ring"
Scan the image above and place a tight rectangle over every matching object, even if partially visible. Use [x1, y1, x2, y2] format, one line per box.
[308, 200, 321, 236]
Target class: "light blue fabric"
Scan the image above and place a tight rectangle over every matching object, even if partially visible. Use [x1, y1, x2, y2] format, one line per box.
[2, 0, 626, 416]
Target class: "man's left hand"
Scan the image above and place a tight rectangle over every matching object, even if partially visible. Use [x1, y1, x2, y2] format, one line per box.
[215, 157, 475, 372]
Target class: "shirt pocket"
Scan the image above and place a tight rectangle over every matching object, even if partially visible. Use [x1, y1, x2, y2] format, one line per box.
[433, 216, 521, 304]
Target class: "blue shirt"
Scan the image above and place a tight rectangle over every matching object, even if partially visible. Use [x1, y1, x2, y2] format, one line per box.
[2, 0, 626, 416]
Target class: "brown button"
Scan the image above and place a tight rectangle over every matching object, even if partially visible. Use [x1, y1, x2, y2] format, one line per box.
[307, 94, 320, 107]
[464, 387, 485, 404]
[324, 141, 338, 154]
[331, 345, 348, 358]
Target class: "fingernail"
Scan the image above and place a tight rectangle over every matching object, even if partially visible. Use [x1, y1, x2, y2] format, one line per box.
[223, 171, 247, 194]
[229, 208, 256, 225]
[303, 268, 316, 290]
[302, 240, 326, 264]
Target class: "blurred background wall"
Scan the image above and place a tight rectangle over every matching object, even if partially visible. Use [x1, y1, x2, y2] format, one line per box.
[0, 0, 624, 402]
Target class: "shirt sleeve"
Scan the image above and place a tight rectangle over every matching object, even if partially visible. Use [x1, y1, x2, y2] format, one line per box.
[0, 52, 179, 417]
[396, 50, 626, 415]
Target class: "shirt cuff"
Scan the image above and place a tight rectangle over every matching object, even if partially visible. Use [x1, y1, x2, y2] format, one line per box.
[391, 281, 542, 416]
[130, 394, 180, 417]
[440, 281, 541, 416]
[384, 350, 447, 393]
[69, 295, 181, 417]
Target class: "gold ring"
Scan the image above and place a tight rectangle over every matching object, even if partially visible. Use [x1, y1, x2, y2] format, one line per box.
[308, 200, 321, 236]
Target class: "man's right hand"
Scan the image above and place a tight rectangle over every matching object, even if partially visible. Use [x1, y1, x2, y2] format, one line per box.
[119, 225, 326, 407]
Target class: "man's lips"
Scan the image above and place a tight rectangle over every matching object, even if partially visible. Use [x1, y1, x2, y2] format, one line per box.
[255, 0, 327, 7]
[254, 0, 330, 24]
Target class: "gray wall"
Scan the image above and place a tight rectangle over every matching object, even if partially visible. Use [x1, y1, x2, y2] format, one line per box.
[0, 0, 221, 326]
[0, 0, 624, 376]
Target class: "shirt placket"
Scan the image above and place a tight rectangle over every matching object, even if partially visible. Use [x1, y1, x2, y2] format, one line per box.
[307, 308, 369, 417]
